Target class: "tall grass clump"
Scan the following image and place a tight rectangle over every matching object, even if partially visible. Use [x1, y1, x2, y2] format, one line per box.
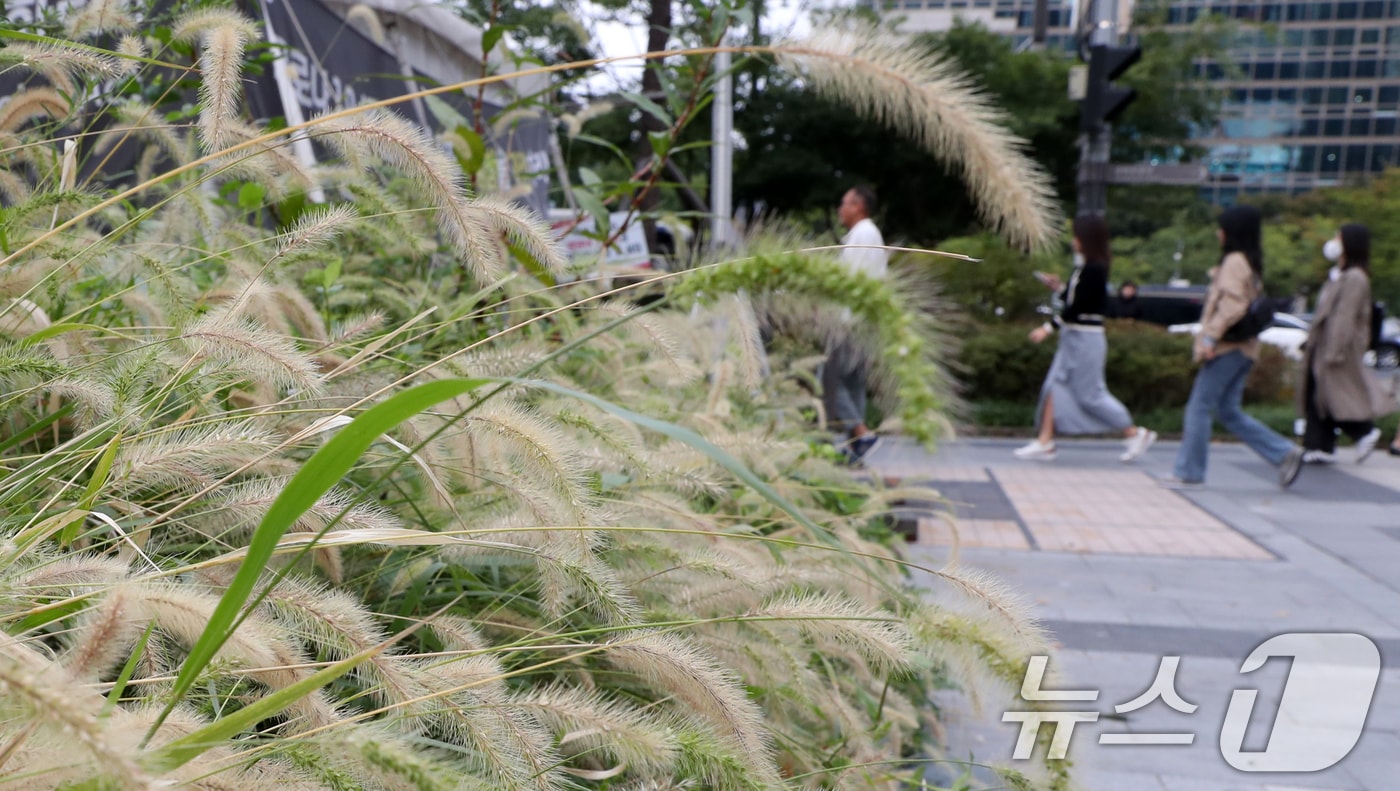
[0, 2, 1072, 789]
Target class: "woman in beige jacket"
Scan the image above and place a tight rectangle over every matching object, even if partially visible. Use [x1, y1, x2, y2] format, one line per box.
[1163, 206, 1304, 489]
[1300, 224, 1389, 463]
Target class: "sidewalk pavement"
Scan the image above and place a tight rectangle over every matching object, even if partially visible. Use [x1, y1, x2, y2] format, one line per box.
[866, 437, 1400, 791]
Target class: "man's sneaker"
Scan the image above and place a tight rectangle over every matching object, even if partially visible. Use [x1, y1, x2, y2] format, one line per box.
[1120, 428, 1158, 463]
[1157, 475, 1204, 490]
[1279, 446, 1304, 489]
[1302, 450, 1337, 464]
[848, 434, 881, 464]
[1012, 439, 1056, 461]
[1355, 427, 1382, 464]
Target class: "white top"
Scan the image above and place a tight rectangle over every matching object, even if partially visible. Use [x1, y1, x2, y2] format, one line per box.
[840, 218, 888, 279]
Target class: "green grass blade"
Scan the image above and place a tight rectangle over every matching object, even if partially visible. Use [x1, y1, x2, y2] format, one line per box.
[147, 634, 386, 772]
[61, 433, 121, 547]
[147, 378, 489, 741]
[101, 623, 154, 718]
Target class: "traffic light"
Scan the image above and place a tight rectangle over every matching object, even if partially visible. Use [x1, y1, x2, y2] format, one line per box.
[1080, 44, 1141, 133]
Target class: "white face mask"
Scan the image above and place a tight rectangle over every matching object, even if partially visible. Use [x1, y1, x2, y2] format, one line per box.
[1323, 237, 1343, 262]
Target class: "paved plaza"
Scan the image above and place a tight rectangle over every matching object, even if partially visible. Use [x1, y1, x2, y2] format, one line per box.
[868, 437, 1400, 791]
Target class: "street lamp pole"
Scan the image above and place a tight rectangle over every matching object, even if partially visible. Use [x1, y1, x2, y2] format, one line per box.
[711, 43, 734, 249]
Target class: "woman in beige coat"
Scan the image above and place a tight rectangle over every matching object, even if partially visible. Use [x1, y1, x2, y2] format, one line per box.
[1300, 224, 1389, 463]
[1163, 206, 1304, 489]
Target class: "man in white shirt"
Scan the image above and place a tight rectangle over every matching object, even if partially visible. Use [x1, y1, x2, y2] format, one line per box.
[825, 186, 889, 464]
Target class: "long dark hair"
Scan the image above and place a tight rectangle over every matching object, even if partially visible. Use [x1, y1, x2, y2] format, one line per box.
[1340, 223, 1371, 271]
[1218, 205, 1263, 275]
[1073, 215, 1112, 273]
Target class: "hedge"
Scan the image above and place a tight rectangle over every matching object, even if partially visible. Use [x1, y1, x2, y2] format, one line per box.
[956, 319, 1296, 419]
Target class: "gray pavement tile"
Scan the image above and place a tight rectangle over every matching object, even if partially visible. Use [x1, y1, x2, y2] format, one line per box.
[1230, 461, 1400, 504]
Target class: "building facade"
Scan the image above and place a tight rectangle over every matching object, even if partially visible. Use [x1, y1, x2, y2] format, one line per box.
[882, 0, 1400, 202]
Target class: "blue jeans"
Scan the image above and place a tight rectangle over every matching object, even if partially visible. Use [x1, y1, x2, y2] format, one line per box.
[1174, 350, 1295, 482]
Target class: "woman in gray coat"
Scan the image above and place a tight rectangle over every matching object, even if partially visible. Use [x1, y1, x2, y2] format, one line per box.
[1300, 224, 1389, 463]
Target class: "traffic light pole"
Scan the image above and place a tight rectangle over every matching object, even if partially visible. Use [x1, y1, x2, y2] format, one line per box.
[1076, 0, 1119, 219]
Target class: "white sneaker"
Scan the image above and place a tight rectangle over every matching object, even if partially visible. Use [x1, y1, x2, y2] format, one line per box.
[1302, 450, 1337, 464]
[1355, 428, 1382, 464]
[1013, 439, 1056, 461]
[1120, 428, 1158, 463]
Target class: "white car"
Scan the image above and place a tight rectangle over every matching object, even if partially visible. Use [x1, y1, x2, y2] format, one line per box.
[1167, 313, 1310, 361]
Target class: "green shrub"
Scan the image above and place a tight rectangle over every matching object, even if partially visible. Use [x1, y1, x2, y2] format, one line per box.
[957, 320, 1295, 423]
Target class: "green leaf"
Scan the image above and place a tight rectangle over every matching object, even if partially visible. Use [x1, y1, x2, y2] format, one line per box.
[148, 634, 396, 772]
[237, 182, 265, 212]
[573, 191, 611, 239]
[148, 378, 490, 742]
[19, 322, 118, 347]
[424, 94, 471, 132]
[13, 508, 89, 555]
[622, 90, 673, 127]
[647, 131, 671, 158]
[482, 25, 508, 56]
[102, 623, 153, 718]
[507, 241, 557, 287]
[452, 124, 488, 176]
[571, 133, 633, 170]
[61, 434, 120, 546]
[577, 167, 603, 188]
[322, 257, 342, 289]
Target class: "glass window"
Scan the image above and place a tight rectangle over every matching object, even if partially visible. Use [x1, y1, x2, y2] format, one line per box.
[1253, 88, 1276, 102]
[1314, 2, 1334, 18]
[1284, 29, 1306, 46]
[1263, 3, 1284, 19]
[1357, 60, 1379, 77]
[1255, 62, 1278, 78]
[1355, 87, 1374, 102]
[1304, 87, 1325, 104]
[1328, 86, 1351, 103]
[1350, 117, 1373, 134]
[1376, 116, 1398, 134]
[1346, 145, 1368, 170]
[1302, 118, 1322, 134]
[1335, 28, 1356, 46]
[1278, 88, 1299, 103]
[1388, 59, 1400, 76]
[1362, 29, 1380, 43]
[1310, 28, 1330, 46]
[1364, 0, 1386, 15]
[1167, 6, 1183, 22]
[1331, 61, 1353, 78]
[1322, 145, 1343, 171]
[1339, 1, 1361, 17]
[1388, 26, 1400, 44]
[1326, 118, 1347, 135]
[1305, 61, 1328, 78]
[1382, 86, 1400, 106]
[1281, 61, 1302, 78]
[1287, 2, 1308, 19]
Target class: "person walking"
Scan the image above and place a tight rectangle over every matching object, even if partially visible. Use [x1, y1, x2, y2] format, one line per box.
[825, 185, 887, 464]
[1300, 225, 1387, 464]
[1163, 206, 1304, 489]
[1014, 215, 1157, 462]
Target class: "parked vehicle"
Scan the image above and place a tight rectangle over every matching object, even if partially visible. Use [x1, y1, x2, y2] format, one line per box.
[1168, 313, 1311, 361]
